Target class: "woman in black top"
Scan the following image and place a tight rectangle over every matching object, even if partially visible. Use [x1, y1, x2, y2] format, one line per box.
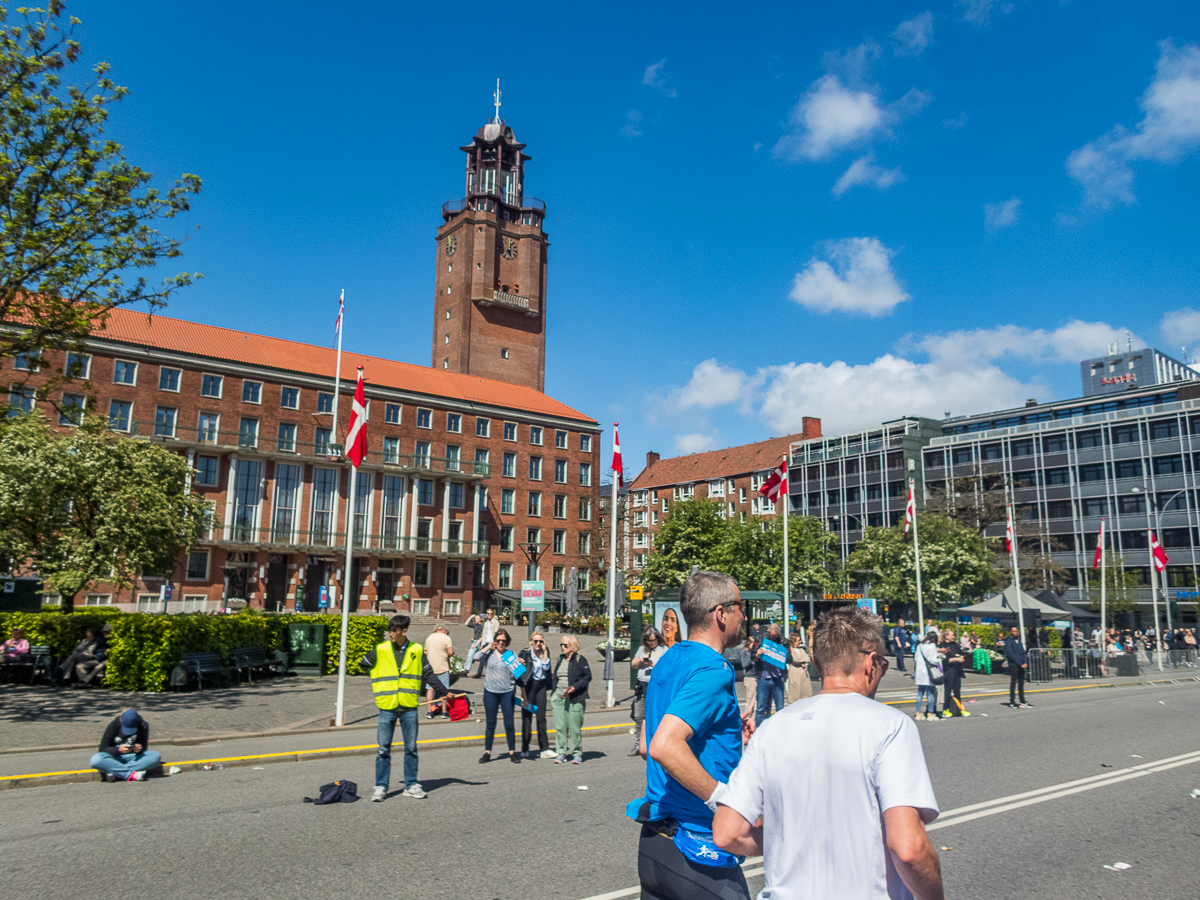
[517, 630, 554, 760]
[939, 629, 967, 718]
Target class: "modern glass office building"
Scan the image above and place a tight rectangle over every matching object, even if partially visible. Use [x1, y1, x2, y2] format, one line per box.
[789, 357, 1200, 625]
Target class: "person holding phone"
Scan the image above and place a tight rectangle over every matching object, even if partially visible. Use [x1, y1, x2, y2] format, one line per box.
[518, 630, 554, 759]
[90, 709, 161, 782]
[630, 626, 667, 756]
[476, 628, 519, 763]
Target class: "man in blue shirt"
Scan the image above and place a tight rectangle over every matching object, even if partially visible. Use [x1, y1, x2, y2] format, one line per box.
[754, 623, 786, 726]
[891, 619, 910, 673]
[630, 571, 755, 900]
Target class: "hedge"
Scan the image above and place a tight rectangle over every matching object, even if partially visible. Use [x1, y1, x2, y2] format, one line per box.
[1, 610, 392, 692]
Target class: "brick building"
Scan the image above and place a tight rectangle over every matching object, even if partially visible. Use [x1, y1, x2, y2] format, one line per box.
[5, 108, 600, 619]
[625, 424, 821, 573]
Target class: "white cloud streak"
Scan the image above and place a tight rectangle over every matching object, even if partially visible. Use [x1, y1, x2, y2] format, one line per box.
[789, 237, 909, 317]
[983, 196, 1021, 231]
[1068, 40, 1200, 207]
[621, 110, 643, 138]
[892, 12, 934, 57]
[1161, 307, 1200, 346]
[675, 432, 718, 455]
[832, 153, 905, 196]
[642, 60, 677, 98]
[958, 0, 1013, 26]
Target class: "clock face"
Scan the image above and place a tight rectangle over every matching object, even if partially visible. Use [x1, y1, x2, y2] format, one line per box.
[445, 234, 457, 257]
[501, 237, 518, 260]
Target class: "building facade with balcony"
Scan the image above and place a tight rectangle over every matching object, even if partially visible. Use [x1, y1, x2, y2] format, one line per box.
[9, 308, 600, 619]
[626, 424, 822, 574]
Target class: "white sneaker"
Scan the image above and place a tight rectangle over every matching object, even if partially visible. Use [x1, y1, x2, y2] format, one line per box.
[402, 784, 427, 799]
[125, 771, 146, 782]
[371, 786, 387, 802]
[539, 749, 557, 759]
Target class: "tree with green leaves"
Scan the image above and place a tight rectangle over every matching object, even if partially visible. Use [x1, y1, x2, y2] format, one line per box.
[845, 511, 995, 613]
[0, 412, 211, 609]
[0, 2, 200, 391]
[1084, 553, 1142, 616]
[714, 513, 840, 596]
[640, 499, 728, 589]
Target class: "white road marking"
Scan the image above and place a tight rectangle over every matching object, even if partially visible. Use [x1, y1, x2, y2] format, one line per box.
[577, 751, 1200, 900]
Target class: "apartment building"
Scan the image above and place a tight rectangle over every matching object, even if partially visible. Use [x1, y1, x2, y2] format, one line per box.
[626, 424, 822, 573]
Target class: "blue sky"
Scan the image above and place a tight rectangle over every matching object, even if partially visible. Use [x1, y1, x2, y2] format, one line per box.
[66, 0, 1200, 472]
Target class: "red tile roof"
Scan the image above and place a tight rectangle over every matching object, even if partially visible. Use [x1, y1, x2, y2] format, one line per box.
[95, 308, 596, 424]
[630, 427, 821, 490]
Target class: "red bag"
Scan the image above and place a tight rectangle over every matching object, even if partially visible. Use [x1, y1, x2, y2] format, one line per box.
[446, 694, 471, 722]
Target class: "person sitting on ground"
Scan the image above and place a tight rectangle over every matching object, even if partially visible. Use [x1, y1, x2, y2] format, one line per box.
[90, 708, 162, 782]
[1, 626, 30, 662]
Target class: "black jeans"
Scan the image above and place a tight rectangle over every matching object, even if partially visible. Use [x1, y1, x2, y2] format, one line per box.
[1009, 665, 1026, 704]
[943, 669, 963, 715]
[637, 824, 750, 900]
[521, 680, 548, 752]
[483, 689, 515, 753]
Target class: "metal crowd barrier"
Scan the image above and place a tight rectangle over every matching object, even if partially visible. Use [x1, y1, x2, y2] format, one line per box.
[1025, 648, 1140, 682]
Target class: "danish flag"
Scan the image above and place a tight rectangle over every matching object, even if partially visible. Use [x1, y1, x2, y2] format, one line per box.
[345, 367, 368, 468]
[334, 289, 344, 341]
[1150, 529, 1169, 572]
[903, 485, 915, 535]
[759, 460, 788, 504]
[1093, 519, 1105, 570]
[1005, 511, 1014, 555]
[612, 423, 624, 489]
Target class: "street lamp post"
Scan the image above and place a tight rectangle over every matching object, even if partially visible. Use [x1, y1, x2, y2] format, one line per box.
[1132, 485, 1186, 672]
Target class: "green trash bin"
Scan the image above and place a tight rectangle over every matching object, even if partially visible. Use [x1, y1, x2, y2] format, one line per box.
[287, 622, 327, 675]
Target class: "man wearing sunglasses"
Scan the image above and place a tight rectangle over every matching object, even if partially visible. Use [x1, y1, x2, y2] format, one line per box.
[629, 570, 755, 900]
[714, 607, 943, 900]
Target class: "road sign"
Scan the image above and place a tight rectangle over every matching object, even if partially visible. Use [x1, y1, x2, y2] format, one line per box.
[521, 580, 545, 611]
[629, 585, 644, 601]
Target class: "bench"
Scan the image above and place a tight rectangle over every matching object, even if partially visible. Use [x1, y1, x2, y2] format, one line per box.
[0, 645, 55, 685]
[179, 651, 232, 690]
[230, 646, 288, 683]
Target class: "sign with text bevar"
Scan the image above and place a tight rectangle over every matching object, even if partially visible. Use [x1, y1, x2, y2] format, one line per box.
[521, 580, 545, 612]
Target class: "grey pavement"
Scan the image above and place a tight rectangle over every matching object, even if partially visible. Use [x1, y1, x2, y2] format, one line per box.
[3, 679, 1199, 899]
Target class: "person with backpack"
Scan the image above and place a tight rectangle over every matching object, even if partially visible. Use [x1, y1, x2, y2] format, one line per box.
[913, 631, 941, 721]
[360, 615, 448, 802]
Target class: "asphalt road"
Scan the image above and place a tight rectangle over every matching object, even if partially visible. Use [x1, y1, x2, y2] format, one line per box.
[4, 682, 1200, 900]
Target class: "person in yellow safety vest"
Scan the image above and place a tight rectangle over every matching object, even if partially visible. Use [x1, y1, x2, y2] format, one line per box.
[360, 614, 448, 802]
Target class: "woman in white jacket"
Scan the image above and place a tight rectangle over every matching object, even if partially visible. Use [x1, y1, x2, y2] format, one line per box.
[913, 630, 941, 721]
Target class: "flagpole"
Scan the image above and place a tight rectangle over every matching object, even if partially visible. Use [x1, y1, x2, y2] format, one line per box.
[1149, 528, 1163, 672]
[1007, 504, 1026, 641]
[332, 289, 344, 448]
[911, 478, 924, 630]
[605, 428, 620, 709]
[335, 461, 356, 727]
[1099, 519, 1106, 656]
[781, 456, 790, 642]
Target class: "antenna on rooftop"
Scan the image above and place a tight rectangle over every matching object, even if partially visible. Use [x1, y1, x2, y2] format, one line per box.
[1126, 330, 1132, 353]
[492, 78, 502, 123]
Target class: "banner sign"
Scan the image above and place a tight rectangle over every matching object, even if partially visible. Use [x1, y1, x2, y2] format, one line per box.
[501, 649, 527, 680]
[521, 580, 545, 612]
[760, 639, 788, 667]
[856, 597, 877, 614]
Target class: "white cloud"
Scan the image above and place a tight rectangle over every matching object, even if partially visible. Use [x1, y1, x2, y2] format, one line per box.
[1068, 40, 1200, 207]
[892, 12, 934, 57]
[653, 320, 1140, 437]
[832, 153, 905, 196]
[671, 359, 760, 412]
[789, 237, 909, 317]
[1161, 307, 1200, 345]
[958, 0, 1014, 26]
[642, 60, 677, 98]
[822, 41, 882, 82]
[621, 110, 643, 138]
[983, 196, 1021, 231]
[773, 76, 885, 161]
[759, 355, 1032, 436]
[675, 432, 718, 455]
[942, 111, 969, 129]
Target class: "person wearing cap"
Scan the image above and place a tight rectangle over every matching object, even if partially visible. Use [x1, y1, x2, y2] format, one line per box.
[90, 709, 161, 782]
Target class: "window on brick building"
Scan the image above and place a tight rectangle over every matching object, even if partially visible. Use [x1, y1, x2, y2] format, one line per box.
[504, 422, 517, 441]
[186, 550, 209, 581]
[447, 413, 462, 433]
[501, 489, 515, 515]
[383, 436, 400, 464]
[500, 526, 513, 551]
[503, 452, 516, 477]
[202, 374, 223, 398]
[555, 460, 568, 483]
[278, 422, 297, 452]
[418, 479, 434, 505]
[113, 360, 137, 385]
[415, 441, 431, 467]
[239, 418, 259, 448]
[529, 456, 542, 480]
[555, 430, 568, 449]
[445, 562, 461, 588]
[159, 367, 181, 392]
[553, 530, 565, 554]
[530, 426, 543, 446]
[314, 426, 331, 455]
[59, 393, 85, 426]
[578, 533, 591, 555]
[476, 417, 490, 437]
[580, 434, 591, 452]
[195, 456, 218, 486]
[317, 392, 333, 413]
[475, 448, 489, 475]
[154, 406, 177, 438]
[240, 380, 260, 404]
[281, 386, 300, 409]
[384, 402, 400, 423]
[579, 498, 592, 521]
[450, 483, 464, 508]
[553, 566, 565, 590]
[579, 463, 592, 486]
[528, 492, 542, 516]
[108, 399, 131, 432]
[417, 408, 432, 429]
[554, 494, 567, 518]
[414, 560, 430, 586]
[498, 563, 512, 588]
[66, 352, 90, 379]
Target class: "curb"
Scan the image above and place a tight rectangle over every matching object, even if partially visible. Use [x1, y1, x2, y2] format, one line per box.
[0, 722, 636, 792]
[881, 675, 1200, 707]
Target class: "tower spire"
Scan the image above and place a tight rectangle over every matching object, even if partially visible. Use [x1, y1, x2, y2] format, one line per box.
[492, 78, 502, 123]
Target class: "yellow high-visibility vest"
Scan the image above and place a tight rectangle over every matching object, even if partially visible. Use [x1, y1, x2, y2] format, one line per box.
[370, 640, 424, 710]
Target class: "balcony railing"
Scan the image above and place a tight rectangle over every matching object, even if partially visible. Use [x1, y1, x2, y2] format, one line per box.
[131, 422, 490, 477]
[207, 524, 488, 557]
[441, 192, 546, 217]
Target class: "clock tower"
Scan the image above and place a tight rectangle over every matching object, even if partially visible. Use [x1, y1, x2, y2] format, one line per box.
[433, 86, 549, 392]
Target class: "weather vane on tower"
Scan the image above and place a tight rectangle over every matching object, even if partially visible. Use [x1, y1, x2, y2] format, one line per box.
[493, 78, 502, 122]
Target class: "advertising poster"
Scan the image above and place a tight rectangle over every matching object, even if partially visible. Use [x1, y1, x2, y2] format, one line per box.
[654, 601, 688, 648]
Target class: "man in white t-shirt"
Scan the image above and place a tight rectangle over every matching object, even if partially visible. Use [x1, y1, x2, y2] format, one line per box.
[714, 606, 943, 900]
